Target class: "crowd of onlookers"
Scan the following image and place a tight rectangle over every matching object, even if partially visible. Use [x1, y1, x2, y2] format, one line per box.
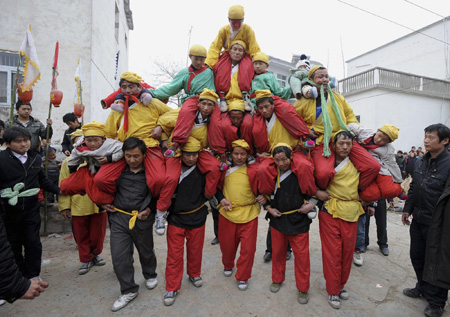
[395, 146, 427, 180]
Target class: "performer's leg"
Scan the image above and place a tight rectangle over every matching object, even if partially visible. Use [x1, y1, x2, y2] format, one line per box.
[186, 225, 206, 278]
[289, 232, 311, 293]
[349, 142, 380, 191]
[271, 226, 288, 284]
[165, 224, 186, 291]
[144, 147, 166, 198]
[235, 218, 258, 282]
[311, 145, 335, 190]
[292, 151, 316, 196]
[219, 214, 239, 270]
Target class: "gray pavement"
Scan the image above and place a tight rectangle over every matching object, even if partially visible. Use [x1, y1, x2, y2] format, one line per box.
[2, 209, 449, 317]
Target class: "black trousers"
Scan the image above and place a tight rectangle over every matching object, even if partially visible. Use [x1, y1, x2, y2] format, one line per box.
[365, 199, 388, 248]
[410, 219, 448, 307]
[211, 204, 219, 239]
[109, 211, 157, 295]
[2, 204, 42, 279]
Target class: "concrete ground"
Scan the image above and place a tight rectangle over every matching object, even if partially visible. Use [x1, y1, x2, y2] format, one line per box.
[2, 207, 449, 317]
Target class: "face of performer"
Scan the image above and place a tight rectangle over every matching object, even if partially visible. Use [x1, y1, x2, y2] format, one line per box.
[84, 136, 105, 151]
[332, 134, 353, 161]
[256, 99, 274, 119]
[374, 130, 391, 146]
[230, 44, 245, 65]
[124, 147, 145, 171]
[198, 99, 215, 118]
[312, 68, 330, 88]
[424, 131, 449, 155]
[7, 136, 31, 155]
[229, 18, 243, 31]
[17, 104, 32, 120]
[274, 152, 291, 172]
[181, 151, 199, 167]
[120, 80, 142, 96]
[253, 61, 268, 75]
[229, 110, 244, 127]
[231, 146, 248, 166]
[190, 55, 206, 69]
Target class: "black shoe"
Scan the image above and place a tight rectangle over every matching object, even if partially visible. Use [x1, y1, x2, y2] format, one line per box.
[286, 250, 292, 261]
[380, 246, 389, 256]
[263, 251, 272, 262]
[403, 287, 422, 298]
[211, 237, 219, 245]
[424, 304, 444, 317]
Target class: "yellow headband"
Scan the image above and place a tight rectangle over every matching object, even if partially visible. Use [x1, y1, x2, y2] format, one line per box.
[82, 121, 105, 137]
[252, 52, 269, 64]
[228, 99, 245, 112]
[379, 124, 399, 142]
[272, 143, 292, 155]
[189, 44, 207, 58]
[199, 88, 219, 104]
[255, 89, 272, 100]
[228, 5, 244, 19]
[230, 40, 246, 51]
[232, 139, 250, 151]
[70, 129, 83, 141]
[181, 137, 202, 152]
[120, 72, 142, 84]
[308, 65, 325, 80]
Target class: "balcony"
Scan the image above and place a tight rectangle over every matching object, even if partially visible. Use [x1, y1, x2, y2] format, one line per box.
[338, 67, 450, 100]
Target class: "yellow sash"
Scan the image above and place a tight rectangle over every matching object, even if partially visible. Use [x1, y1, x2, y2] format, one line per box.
[113, 207, 139, 230]
[178, 203, 205, 215]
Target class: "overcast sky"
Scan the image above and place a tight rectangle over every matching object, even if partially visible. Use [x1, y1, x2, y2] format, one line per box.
[129, 0, 450, 83]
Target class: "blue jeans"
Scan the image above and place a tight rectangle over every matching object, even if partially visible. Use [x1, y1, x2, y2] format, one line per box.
[355, 212, 367, 252]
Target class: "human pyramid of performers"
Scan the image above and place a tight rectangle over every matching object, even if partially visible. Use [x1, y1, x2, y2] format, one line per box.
[2, 5, 408, 312]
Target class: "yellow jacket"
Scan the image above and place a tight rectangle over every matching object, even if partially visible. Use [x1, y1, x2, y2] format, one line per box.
[295, 92, 359, 145]
[104, 99, 171, 148]
[219, 165, 260, 223]
[267, 114, 299, 153]
[206, 24, 260, 69]
[58, 157, 99, 216]
[324, 157, 364, 222]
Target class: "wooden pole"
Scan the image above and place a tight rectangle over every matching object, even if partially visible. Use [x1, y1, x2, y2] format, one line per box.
[9, 56, 22, 128]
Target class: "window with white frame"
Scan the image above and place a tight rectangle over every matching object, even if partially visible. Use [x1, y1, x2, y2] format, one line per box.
[0, 51, 23, 107]
[277, 73, 287, 88]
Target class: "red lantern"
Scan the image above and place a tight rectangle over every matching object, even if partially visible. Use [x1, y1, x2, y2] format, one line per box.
[50, 89, 63, 107]
[74, 103, 85, 118]
[18, 88, 33, 103]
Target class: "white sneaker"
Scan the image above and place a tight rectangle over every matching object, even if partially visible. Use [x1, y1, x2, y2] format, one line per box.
[307, 210, 317, 219]
[219, 99, 228, 112]
[0, 299, 5, 306]
[223, 269, 233, 277]
[163, 291, 178, 306]
[111, 292, 138, 312]
[353, 251, 363, 267]
[154, 214, 166, 236]
[189, 276, 203, 287]
[238, 281, 248, 291]
[146, 277, 158, 290]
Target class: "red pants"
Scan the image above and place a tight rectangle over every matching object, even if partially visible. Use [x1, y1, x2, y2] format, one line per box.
[271, 227, 310, 292]
[94, 147, 165, 199]
[319, 211, 357, 295]
[312, 142, 380, 190]
[165, 224, 205, 291]
[218, 214, 258, 281]
[359, 174, 403, 201]
[72, 212, 107, 263]
[258, 151, 316, 196]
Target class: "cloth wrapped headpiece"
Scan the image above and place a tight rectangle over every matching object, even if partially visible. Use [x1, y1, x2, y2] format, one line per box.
[228, 5, 245, 19]
[272, 143, 293, 155]
[232, 139, 250, 151]
[70, 129, 83, 141]
[120, 72, 142, 84]
[230, 40, 246, 51]
[379, 124, 399, 142]
[82, 121, 105, 137]
[252, 52, 269, 64]
[181, 137, 202, 153]
[199, 88, 219, 103]
[255, 89, 272, 100]
[228, 99, 245, 112]
[308, 65, 324, 80]
[189, 44, 207, 58]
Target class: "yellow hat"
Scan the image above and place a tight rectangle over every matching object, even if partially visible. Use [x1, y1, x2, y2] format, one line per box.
[230, 39, 246, 51]
[70, 129, 83, 141]
[308, 65, 325, 79]
[181, 137, 202, 152]
[120, 72, 142, 84]
[189, 44, 207, 58]
[228, 99, 245, 112]
[252, 52, 269, 64]
[199, 88, 219, 103]
[82, 121, 106, 137]
[232, 139, 250, 151]
[228, 5, 244, 19]
[379, 124, 399, 142]
[272, 143, 293, 155]
[255, 89, 272, 100]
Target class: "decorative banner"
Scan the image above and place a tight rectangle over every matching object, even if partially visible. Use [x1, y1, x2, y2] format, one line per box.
[73, 58, 83, 104]
[51, 41, 59, 89]
[19, 25, 40, 91]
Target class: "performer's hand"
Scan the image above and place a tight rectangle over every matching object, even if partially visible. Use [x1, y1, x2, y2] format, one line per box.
[315, 190, 330, 201]
[20, 280, 49, 300]
[389, 201, 395, 209]
[101, 204, 116, 213]
[64, 150, 71, 156]
[298, 202, 314, 214]
[220, 199, 232, 211]
[402, 212, 411, 225]
[256, 195, 267, 205]
[47, 118, 53, 126]
[267, 207, 282, 217]
[61, 209, 72, 219]
[138, 208, 150, 220]
[97, 156, 108, 165]
[360, 200, 372, 207]
[308, 130, 318, 139]
[161, 140, 169, 153]
[256, 152, 270, 158]
[367, 206, 375, 217]
[151, 126, 163, 140]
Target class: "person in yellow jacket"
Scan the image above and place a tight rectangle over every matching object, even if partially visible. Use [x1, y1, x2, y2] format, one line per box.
[317, 130, 365, 310]
[58, 129, 107, 275]
[216, 139, 264, 291]
[205, 5, 260, 69]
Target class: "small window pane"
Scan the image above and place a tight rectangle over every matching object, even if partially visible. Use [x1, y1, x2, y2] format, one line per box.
[0, 71, 7, 103]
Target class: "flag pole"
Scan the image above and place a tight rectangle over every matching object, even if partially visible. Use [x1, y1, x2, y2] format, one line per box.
[9, 56, 22, 128]
[79, 78, 84, 125]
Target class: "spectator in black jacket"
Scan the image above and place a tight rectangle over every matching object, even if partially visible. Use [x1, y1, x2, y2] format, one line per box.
[0, 216, 49, 303]
[405, 151, 417, 178]
[402, 124, 450, 317]
[395, 150, 406, 179]
[0, 127, 60, 281]
[61, 113, 81, 156]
